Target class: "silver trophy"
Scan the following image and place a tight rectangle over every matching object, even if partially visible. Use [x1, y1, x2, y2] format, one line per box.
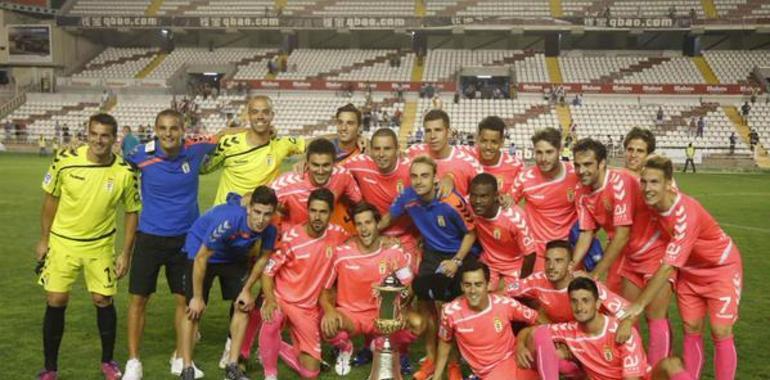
[369, 274, 406, 380]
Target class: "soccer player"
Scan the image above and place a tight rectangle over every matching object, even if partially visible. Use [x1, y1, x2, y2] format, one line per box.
[405, 109, 483, 196]
[178, 187, 279, 380]
[622, 156, 743, 380]
[36, 113, 141, 380]
[122, 109, 218, 379]
[435, 261, 539, 380]
[320, 202, 420, 376]
[623, 127, 656, 176]
[333, 103, 365, 163]
[509, 127, 579, 270]
[506, 240, 628, 323]
[461, 116, 524, 196]
[202, 95, 306, 205]
[379, 156, 480, 380]
[259, 188, 350, 380]
[570, 138, 673, 366]
[271, 138, 361, 231]
[468, 173, 536, 291]
[518, 277, 650, 380]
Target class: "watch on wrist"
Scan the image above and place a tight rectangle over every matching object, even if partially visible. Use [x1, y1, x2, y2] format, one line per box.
[451, 257, 463, 265]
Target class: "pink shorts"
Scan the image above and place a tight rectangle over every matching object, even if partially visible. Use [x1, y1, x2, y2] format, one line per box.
[277, 298, 323, 360]
[338, 307, 378, 337]
[398, 234, 422, 275]
[488, 267, 520, 292]
[676, 261, 742, 326]
[480, 356, 539, 380]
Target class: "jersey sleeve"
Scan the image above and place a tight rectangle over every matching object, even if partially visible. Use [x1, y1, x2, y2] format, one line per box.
[203, 215, 237, 251]
[288, 136, 306, 155]
[121, 166, 142, 213]
[342, 170, 362, 203]
[123, 144, 143, 166]
[621, 328, 648, 378]
[41, 153, 66, 196]
[200, 136, 232, 174]
[576, 194, 598, 231]
[610, 173, 635, 227]
[509, 172, 526, 204]
[263, 240, 291, 277]
[505, 274, 543, 300]
[324, 252, 341, 289]
[185, 134, 218, 155]
[445, 192, 475, 232]
[502, 296, 539, 324]
[662, 201, 699, 268]
[437, 304, 456, 342]
[597, 282, 630, 319]
[261, 225, 278, 252]
[511, 207, 536, 254]
[389, 187, 416, 219]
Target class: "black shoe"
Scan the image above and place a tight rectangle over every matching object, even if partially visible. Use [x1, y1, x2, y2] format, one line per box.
[351, 347, 373, 367]
[180, 367, 195, 380]
[224, 363, 249, 380]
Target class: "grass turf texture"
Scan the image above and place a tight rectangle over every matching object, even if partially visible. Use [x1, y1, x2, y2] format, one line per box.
[1, 152, 769, 379]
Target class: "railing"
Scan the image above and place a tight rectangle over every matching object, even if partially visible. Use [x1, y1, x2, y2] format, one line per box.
[0, 91, 28, 121]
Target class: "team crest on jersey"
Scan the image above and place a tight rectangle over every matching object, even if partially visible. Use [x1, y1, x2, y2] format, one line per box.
[326, 246, 333, 258]
[493, 317, 503, 333]
[437, 215, 446, 228]
[496, 176, 504, 189]
[493, 228, 502, 240]
[567, 187, 575, 202]
[603, 346, 613, 362]
[378, 261, 387, 275]
[105, 178, 115, 192]
[266, 154, 274, 166]
[43, 172, 52, 186]
[181, 161, 191, 174]
[397, 180, 404, 194]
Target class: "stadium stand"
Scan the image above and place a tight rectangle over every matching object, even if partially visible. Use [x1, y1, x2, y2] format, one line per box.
[265, 49, 403, 80]
[1, 93, 101, 143]
[423, 49, 549, 83]
[69, 0, 151, 15]
[146, 48, 274, 80]
[73, 47, 159, 79]
[559, 54, 648, 84]
[703, 50, 770, 85]
[311, 0, 415, 16]
[616, 57, 705, 84]
[713, 0, 769, 19]
[743, 101, 770, 147]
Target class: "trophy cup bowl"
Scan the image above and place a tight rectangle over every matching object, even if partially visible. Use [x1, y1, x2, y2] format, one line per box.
[369, 274, 406, 380]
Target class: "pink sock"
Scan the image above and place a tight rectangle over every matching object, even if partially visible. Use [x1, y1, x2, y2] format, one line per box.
[559, 359, 584, 378]
[683, 333, 704, 379]
[391, 329, 418, 354]
[258, 311, 285, 377]
[240, 308, 262, 358]
[326, 331, 353, 353]
[279, 341, 319, 378]
[671, 370, 695, 380]
[647, 318, 671, 367]
[533, 326, 559, 380]
[713, 335, 737, 380]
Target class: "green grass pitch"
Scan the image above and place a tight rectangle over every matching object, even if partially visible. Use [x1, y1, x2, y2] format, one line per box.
[1, 153, 769, 379]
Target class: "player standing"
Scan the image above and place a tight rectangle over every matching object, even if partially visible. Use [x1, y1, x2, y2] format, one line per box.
[405, 109, 483, 196]
[332, 103, 365, 163]
[258, 188, 350, 380]
[622, 127, 656, 176]
[36, 113, 141, 380]
[202, 95, 305, 205]
[178, 187, 278, 380]
[461, 116, 524, 196]
[469, 173, 536, 290]
[435, 261, 539, 380]
[623, 156, 743, 380]
[320, 202, 420, 376]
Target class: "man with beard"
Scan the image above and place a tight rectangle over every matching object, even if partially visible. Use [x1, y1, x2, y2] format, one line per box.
[258, 188, 350, 380]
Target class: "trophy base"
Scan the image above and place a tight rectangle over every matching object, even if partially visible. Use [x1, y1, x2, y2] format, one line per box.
[368, 350, 403, 380]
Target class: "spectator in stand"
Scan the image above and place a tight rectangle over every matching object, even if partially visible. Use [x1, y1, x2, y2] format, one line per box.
[741, 101, 751, 124]
[683, 143, 696, 173]
[688, 117, 697, 138]
[749, 128, 760, 151]
[696, 116, 705, 138]
[729, 132, 737, 155]
[656, 106, 664, 124]
[3, 120, 12, 143]
[62, 124, 71, 144]
[454, 91, 460, 104]
[572, 93, 583, 106]
[751, 87, 759, 104]
[689, 8, 697, 21]
[38, 135, 47, 156]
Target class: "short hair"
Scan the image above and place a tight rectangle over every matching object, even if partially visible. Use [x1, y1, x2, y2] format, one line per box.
[644, 155, 674, 181]
[410, 155, 437, 176]
[336, 103, 362, 127]
[122, 125, 131, 132]
[350, 201, 381, 223]
[307, 188, 335, 211]
[478, 115, 506, 138]
[460, 260, 491, 282]
[250, 185, 278, 207]
[154, 109, 184, 128]
[623, 127, 656, 154]
[248, 95, 273, 110]
[306, 138, 336, 160]
[545, 240, 573, 259]
[88, 113, 118, 136]
[573, 138, 607, 163]
[568, 277, 599, 301]
[470, 173, 498, 193]
[531, 127, 562, 149]
[371, 127, 399, 148]
[423, 109, 450, 128]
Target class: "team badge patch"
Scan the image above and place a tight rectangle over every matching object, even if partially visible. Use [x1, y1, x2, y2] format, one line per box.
[437, 215, 446, 228]
[378, 261, 387, 275]
[493, 317, 503, 333]
[105, 178, 114, 192]
[603, 346, 613, 362]
[43, 172, 52, 186]
[326, 246, 333, 258]
[266, 154, 274, 166]
[181, 161, 190, 174]
[493, 228, 502, 240]
[567, 187, 575, 202]
[397, 179, 404, 194]
[496, 176, 504, 190]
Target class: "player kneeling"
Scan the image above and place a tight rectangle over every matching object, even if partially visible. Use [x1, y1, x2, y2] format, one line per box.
[435, 261, 540, 380]
[320, 202, 424, 376]
[179, 187, 279, 380]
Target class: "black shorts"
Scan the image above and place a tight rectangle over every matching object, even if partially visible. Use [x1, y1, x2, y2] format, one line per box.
[129, 232, 187, 296]
[183, 260, 249, 304]
[412, 247, 478, 302]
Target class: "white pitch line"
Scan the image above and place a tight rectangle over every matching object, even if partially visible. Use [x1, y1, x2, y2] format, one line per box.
[690, 193, 770, 197]
[720, 223, 770, 233]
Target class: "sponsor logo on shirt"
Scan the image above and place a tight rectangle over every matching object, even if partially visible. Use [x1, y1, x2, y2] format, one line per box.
[437, 215, 446, 228]
[181, 161, 190, 174]
[603, 346, 613, 362]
